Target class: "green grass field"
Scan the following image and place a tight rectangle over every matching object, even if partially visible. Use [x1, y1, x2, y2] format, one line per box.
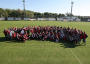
[0, 21, 90, 64]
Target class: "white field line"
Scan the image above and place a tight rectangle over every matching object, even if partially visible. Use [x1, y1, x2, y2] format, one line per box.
[70, 49, 83, 64]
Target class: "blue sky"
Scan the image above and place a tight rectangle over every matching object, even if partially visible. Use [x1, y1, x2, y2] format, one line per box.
[0, 0, 90, 16]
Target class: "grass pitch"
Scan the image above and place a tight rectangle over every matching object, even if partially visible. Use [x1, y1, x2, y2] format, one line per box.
[0, 21, 90, 64]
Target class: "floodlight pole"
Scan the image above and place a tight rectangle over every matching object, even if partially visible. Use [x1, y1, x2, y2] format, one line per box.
[71, 1, 73, 16]
[23, 0, 26, 20]
[71, 1, 74, 21]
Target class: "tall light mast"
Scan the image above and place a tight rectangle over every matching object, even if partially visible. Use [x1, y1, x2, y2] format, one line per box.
[23, 0, 26, 19]
[71, 1, 74, 16]
[70, 1, 74, 21]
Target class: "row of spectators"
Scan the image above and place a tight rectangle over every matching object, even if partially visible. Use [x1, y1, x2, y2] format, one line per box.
[3, 26, 88, 45]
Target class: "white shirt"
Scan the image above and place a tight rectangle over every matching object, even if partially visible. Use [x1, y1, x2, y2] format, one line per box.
[10, 31, 14, 37]
[21, 30, 25, 35]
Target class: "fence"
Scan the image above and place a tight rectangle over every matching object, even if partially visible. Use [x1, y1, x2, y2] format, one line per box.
[0, 17, 81, 21]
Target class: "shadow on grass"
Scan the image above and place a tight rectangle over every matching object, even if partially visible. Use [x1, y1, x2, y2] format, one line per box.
[0, 37, 6, 42]
[0, 37, 24, 43]
[59, 41, 76, 48]
[0, 37, 81, 48]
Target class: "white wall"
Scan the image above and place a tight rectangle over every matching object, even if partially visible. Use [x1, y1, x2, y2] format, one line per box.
[15, 18, 21, 20]
[37, 18, 56, 21]
[88, 19, 90, 22]
[0, 17, 5, 20]
[0, 17, 81, 21]
[7, 17, 14, 20]
[24, 18, 31, 20]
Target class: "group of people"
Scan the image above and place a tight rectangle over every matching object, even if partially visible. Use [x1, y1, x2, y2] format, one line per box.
[3, 26, 88, 45]
[4, 27, 29, 41]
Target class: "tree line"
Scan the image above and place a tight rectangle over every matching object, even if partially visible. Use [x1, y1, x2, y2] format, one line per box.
[0, 8, 34, 18]
[1, 8, 89, 21]
[0, 8, 66, 19]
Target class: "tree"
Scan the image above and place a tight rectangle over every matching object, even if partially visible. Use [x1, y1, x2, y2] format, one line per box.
[58, 14, 65, 18]
[0, 8, 6, 17]
[44, 12, 50, 18]
[5, 9, 12, 17]
[51, 13, 58, 21]
[34, 12, 42, 20]
[66, 12, 73, 16]
[26, 10, 34, 18]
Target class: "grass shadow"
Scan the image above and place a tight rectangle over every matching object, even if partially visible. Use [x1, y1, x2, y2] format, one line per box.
[0, 37, 24, 43]
[0, 37, 6, 42]
[0, 37, 82, 48]
[59, 40, 82, 48]
[59, 42, 76, 48]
